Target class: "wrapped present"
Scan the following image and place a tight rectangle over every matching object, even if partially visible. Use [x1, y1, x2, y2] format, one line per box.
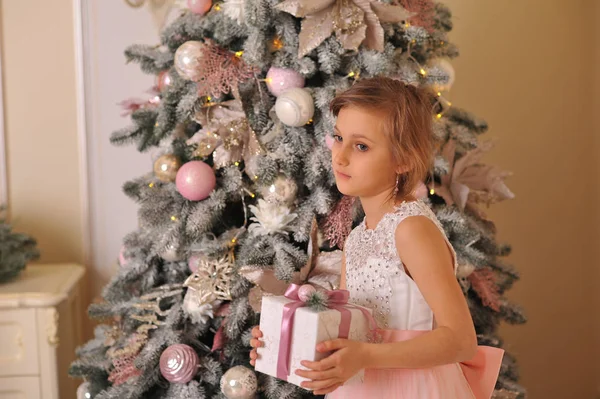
[254, 284, 376, 389]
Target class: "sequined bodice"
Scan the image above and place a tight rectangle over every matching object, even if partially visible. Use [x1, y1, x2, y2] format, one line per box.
[345, 200, 457, 330]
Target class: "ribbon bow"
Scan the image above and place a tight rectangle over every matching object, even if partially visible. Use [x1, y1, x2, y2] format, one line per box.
[276, 284, 376, 380]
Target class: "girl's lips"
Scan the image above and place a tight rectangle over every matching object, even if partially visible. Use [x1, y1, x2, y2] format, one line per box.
[335, 170, 351, 179]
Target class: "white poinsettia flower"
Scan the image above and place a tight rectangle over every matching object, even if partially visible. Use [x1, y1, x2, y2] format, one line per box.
[221, 0, 245, 24]
[248, 199, 297, 236]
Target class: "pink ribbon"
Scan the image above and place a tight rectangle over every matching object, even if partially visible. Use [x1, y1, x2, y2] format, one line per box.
[276, 284, 377, 380]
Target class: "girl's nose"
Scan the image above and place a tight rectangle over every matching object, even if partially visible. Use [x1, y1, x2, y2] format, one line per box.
[333, 146, 349, 166]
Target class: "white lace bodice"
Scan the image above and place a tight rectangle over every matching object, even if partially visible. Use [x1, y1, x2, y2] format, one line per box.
[345, 200, 457, 330]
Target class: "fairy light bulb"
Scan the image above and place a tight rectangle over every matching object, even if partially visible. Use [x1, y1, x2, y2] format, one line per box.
[420, 68, 427, 76]
[436, 113, 443, 119]
[214, 3, 221, 10]
[149, 182, 155, 188]
[235, 51, 244, 57]
[171, 215, 178, 221]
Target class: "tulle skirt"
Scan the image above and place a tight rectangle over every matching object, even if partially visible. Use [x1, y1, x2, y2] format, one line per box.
[326, 329, 504, 399]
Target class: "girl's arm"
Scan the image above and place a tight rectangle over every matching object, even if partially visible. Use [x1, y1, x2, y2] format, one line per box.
[362, 216, 477, 369]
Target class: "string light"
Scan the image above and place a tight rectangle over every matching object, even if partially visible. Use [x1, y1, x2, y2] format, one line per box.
[235, 51, 244, 57]
[272, 37, 283, 50]
[436, 113, 443, 119]
[171, 216, 177, 221]
[149, 182, 155, 188]
[430, 188, 435, 195]
[419, 68, 427, 76]
[234, 161, 240, 166]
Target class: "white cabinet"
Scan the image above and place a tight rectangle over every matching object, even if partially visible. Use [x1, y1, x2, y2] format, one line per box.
[0, 264, 85, 399]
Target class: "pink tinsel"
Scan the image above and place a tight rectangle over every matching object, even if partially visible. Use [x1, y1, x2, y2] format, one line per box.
[323, 196, 356, 249]
[196, 40, 259, 98]
[400, 0, 435, 32]
[118, 87, 160, 117]
[468, 267, 501, 312]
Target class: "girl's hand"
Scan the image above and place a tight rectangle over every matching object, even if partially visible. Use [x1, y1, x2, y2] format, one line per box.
[249, 326, 263, 367]
[295, 339, 369, 395]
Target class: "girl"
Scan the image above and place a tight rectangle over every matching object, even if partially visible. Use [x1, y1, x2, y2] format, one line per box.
[250, 77, 504, 398]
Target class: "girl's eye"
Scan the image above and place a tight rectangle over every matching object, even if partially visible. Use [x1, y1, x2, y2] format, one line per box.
[356, 144, 369, 152]
[333, 134, 342, 142]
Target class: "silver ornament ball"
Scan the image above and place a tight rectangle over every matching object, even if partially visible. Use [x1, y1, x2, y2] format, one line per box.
[220, 365, 258, 399]
[260, 175, 297, 205]
[77, 382, 92, 399]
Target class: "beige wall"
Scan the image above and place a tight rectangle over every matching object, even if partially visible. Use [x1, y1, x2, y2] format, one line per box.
[0, 1, 85, 264]
[445, 0, 598, 398]
[1, 1, 598, 398]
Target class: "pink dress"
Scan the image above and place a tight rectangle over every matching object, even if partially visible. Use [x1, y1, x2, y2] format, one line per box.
[326, 200, 504, 399]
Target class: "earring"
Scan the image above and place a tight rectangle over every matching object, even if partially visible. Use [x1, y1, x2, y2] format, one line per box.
[393, 174, 400, 195]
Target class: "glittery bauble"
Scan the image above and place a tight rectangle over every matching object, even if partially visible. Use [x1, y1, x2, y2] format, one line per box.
[153, 154, 182, 182]
[174, 41, 205, 81]
[176, 161, 216, 201]
[159, 344, 199, 383]
[298, 284, 316, 302]
[266, 67, 305, 97]
[157, 71, 172, 92]
[275, 88, 314, 127]
[429, 58, 455, 92]
[220, 365, 258, 399]
[259, 175, 297, 205]
[77, 382, 92, 399]
[188, 0, 213, 15]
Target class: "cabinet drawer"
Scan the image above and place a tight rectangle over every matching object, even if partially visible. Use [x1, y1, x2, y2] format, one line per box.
[0, 376, 41, 398]
[0, 309, 39, 376]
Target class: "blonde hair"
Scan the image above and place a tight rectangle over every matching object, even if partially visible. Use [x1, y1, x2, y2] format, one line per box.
[329, 77, 435, 201]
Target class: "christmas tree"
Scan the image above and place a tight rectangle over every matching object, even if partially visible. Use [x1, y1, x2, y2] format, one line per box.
[0, 208, 40, 283]
[71, 1, 526, 398]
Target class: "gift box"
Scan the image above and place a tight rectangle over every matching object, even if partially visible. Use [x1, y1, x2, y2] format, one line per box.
[254, 284, 375, 389]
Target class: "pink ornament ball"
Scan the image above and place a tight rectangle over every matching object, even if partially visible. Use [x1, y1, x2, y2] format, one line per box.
[118, 245, 128, 266]
[188, 0, 213, 15]
[413, 182, 428, 199]
[325, 135, 334, 150]
[266, 67, 305, 97]
[157, 71, 172, 92]
[176, 161, 216, 201]
[160, 344, 199, 383]
[298, 284, 316, 302]
[188, 255, 201, 273]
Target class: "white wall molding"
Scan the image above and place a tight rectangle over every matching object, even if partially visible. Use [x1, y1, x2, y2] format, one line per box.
[0, 22, 10, 212]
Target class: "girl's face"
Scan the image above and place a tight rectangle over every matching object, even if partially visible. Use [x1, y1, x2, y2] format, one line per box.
[331, 106, 399, 199]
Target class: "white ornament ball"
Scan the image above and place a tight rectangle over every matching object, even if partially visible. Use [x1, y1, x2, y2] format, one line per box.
[77, 382, 92, 399]
[275, 88, 314, 127]
[220, 365, 258, 399]
[174, 41, 205, 81]
[161, 244, 181, 262]
[429, 58, 455, 92]
[266, 67, 305, 97]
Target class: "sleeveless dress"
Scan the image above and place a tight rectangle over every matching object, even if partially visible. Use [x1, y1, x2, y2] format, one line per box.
[326, 200, 504, 399]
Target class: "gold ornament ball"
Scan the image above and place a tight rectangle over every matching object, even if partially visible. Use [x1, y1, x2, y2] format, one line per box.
[154, 154, 182, 182]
